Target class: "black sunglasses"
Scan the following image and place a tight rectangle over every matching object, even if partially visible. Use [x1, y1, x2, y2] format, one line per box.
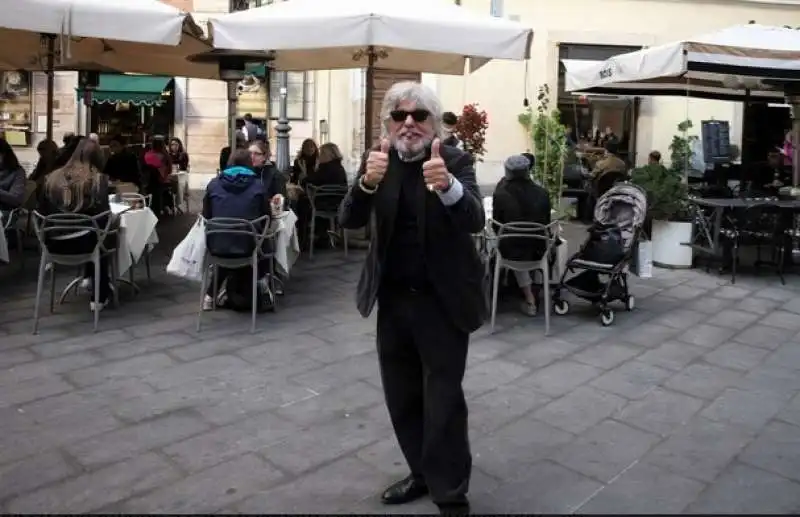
[390, 109, 430, 123]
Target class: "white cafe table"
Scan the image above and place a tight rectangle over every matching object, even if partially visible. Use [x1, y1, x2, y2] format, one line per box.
[110, 201, 159, 277]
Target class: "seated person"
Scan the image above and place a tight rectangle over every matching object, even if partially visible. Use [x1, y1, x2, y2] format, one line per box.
[144, 137, 173, 215]
[104, 136, 142, 187]
[168, 138, 190, 172]
[248, 140, 286, 202]
[492, 155, 551, 316]
[592, 140, 627, 181]
[0, 138, 26, 213]
[38, 138, 117, 311]
[219, 134, 247, 174]
[144, 137, 172, 185]
[202, 149, 278, 311]
[648, 150, 662, 166]
[29, 139, 59, 185]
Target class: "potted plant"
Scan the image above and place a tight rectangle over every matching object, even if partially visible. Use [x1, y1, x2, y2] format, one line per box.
[454, 103, 489, 161]
[631, 120, 694, 268]
[528, 85, 568, 213]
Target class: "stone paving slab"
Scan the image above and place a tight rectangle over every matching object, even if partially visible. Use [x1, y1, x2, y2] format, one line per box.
[0, 216, 800, 514]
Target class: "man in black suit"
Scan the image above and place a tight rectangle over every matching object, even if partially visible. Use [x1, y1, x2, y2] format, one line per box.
[339, 81, 485, 516]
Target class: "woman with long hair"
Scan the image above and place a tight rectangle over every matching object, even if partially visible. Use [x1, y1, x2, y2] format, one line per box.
[0, 137, 26, 212]
[306, 142, 348, 188]
[290, 138, 318, 186]
[168, 137, 190, 172]
[29, 139, 59, 185]
[40, 138, 116, 311]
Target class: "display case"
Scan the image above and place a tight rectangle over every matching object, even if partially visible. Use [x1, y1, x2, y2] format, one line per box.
[0, 71, 33, 146]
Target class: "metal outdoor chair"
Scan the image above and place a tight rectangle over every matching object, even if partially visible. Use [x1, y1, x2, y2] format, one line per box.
[307, 184, 349, 259]
[31, 210, 120, 333]
[2, 208, 24, 269]
[197, 214, 278, 334]
[489, 220, 560, 336]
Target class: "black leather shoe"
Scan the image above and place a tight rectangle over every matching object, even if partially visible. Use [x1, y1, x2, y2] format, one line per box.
[380, 475, 429, 505]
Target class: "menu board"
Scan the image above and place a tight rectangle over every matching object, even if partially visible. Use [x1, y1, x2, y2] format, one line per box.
[0, 71, 32, 146]
[701, 120, 731, 165]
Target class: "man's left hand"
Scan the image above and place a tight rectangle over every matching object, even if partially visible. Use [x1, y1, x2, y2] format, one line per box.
[423, 139, 451, 192]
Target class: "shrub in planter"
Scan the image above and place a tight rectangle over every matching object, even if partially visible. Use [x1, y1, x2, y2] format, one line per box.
[454, 103, 489, 161]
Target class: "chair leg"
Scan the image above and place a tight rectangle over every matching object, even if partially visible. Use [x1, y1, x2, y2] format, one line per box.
[343, 228, 348, 257]
[49, 263, 57, 313]
[269, 257, 277, 312]
[212, 264, 219, 311]
[197, 263, 209, 332]
[543, 263, 551, 336]
[490, 257, 502, 333]
[111, 255, 120, 308]
[731, 241, 738, 285]
[16, 229, 24, 271]
[145, 247, 152, 281]
[309, 217, 316, 259]
[93, 254, 101, 332]
[128, 255, 136, 293]
[32, 253, 47, 334]
[251, 255, 258, 334]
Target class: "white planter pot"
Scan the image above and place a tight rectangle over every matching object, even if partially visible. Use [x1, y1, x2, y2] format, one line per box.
[652, 220, 693, 268]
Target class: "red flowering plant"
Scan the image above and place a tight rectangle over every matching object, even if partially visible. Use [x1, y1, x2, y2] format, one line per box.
[454, 103, 489, 161]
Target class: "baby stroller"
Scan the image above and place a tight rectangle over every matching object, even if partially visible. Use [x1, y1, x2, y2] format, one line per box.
[552, 183, 647, 326]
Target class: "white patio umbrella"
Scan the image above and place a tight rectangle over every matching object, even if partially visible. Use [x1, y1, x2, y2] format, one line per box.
[204, 0, 533, 167]
[564, 24, 800, 102]
[0, 0, 217, 139]
[0, 0, 217, 78]
[565, 24, 800, 184]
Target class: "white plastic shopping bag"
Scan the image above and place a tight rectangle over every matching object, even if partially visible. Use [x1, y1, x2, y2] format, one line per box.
[166, 217, 206, 282]
[634, 240, 653, 278]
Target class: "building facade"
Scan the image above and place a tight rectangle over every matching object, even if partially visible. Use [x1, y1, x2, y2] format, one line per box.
[425, 0, 800, 184]
[7, 0, 799, 187]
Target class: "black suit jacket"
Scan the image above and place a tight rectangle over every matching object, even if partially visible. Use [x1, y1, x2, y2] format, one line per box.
[339, 144, 486, 333]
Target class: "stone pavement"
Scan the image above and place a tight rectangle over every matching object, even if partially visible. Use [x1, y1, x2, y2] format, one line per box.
[1, 214, 800, 514]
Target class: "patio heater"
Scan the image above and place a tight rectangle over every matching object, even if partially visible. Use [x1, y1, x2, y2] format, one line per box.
[188, 51, 275, 157]
[787, 85, 800, 188]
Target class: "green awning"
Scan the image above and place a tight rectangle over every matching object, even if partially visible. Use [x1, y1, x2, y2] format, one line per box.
[76, 74, 173, 107]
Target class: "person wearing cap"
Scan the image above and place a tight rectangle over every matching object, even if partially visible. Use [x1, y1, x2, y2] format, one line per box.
[441, 111, 462, 149]
[492, 154, 551, 315]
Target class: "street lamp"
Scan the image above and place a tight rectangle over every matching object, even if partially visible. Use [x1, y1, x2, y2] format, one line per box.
[276, 78, 291, 172]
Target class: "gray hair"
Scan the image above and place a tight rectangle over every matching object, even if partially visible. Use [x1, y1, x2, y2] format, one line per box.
[380, 81, 443, 139]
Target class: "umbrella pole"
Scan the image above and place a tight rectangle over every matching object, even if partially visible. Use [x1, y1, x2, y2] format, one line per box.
[227, 81, 238, 155]
[363, 46, 377, 152]
[44, 34, 56, 142]
[791, 97, 800, 188]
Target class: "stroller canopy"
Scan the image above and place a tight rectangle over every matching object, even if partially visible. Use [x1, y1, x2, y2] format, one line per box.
[594, 183, 648, 248]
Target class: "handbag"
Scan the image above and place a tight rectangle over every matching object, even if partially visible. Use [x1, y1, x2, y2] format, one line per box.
[583, 223, 625, 264]
[166, 217, 206, 282]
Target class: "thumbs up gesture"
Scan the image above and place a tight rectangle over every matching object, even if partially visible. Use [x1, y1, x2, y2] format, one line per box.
[423, 138, 451, 192]
[363, 138, 390, 189]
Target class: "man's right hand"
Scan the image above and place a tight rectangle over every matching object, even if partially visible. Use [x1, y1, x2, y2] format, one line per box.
[363, 139, 390, 188]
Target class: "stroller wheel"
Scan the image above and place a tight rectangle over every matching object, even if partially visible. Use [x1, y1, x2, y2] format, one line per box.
[553, 299, 570, 316]
[625, 295, 635, 311]
[600, 309, 615, 326]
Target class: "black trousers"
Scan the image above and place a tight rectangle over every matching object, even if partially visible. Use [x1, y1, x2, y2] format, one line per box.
[377, 287, 471, 508]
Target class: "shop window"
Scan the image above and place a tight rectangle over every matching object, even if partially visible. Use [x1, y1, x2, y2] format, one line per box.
[230, 0, 268, 11]
[557, 44, 641, 163]
[0, 71, 32, 147]
[270, 72, 307, 121]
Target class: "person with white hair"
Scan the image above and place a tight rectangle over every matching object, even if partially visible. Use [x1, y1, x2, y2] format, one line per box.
[339, 81, 484, 516]
[88, 133, 100, 143]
